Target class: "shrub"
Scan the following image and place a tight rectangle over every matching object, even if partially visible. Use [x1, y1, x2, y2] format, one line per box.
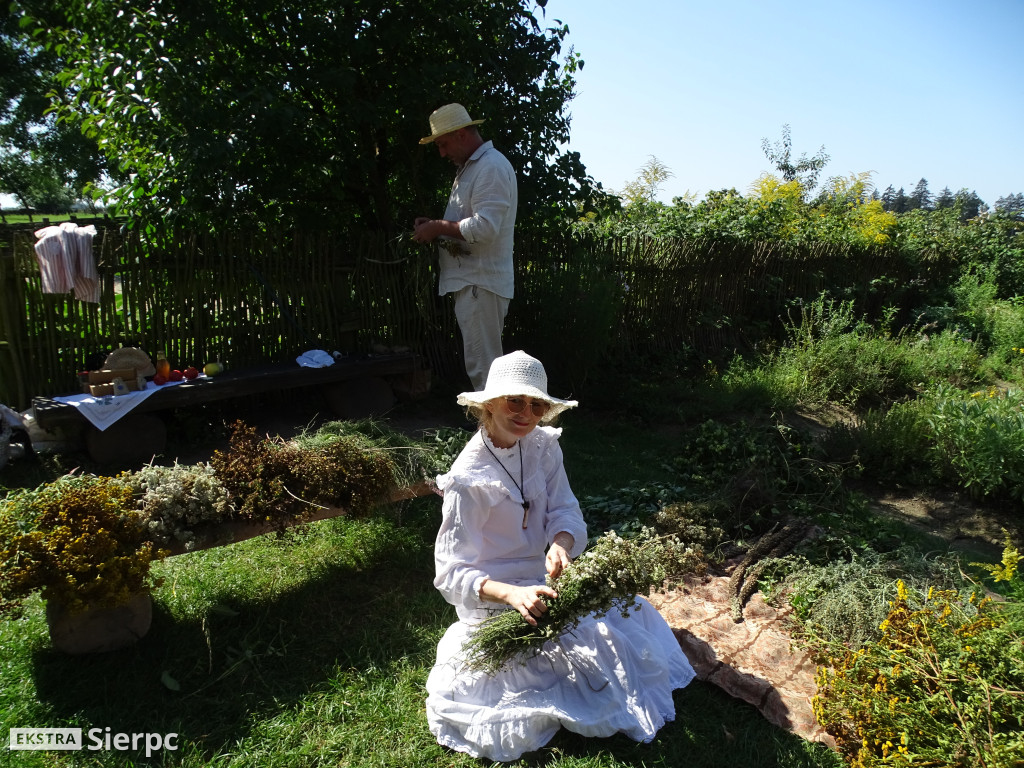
[669, 417, 847, 537]
[926, 384, 1024, 501]
[762, 295, 914, 408]
[814, 547, 1024, 767]
[822, 400, 938, 487]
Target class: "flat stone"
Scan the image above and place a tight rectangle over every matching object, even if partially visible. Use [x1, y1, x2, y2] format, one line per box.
[650, 571, 836, 748]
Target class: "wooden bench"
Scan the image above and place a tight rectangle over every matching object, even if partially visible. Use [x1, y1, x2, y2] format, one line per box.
[30, 352, 427, 466]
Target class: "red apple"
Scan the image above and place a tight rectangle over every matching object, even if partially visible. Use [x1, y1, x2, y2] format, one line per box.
[183, 366, 199, 380]
[169, 369, 184, 382]
[153, 373, 168, 385]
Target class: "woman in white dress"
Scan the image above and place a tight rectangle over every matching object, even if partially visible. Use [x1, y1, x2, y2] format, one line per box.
[426, 351, 695, 762]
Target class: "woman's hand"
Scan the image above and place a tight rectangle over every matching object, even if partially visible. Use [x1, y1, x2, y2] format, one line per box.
[546, 532, 575, 579]
[479, 580, 558, 627]
[505, 584, 558, 627]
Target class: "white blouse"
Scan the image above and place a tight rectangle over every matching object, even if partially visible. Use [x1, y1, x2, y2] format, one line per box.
[433, 426, 588, 621]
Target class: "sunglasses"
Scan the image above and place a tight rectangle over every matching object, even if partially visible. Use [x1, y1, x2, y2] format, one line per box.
[503, 396, 550, 418]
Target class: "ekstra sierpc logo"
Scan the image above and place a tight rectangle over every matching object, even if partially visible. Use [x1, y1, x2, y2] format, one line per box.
[9, 729, 82, 750]
[9, 728, 179, 757]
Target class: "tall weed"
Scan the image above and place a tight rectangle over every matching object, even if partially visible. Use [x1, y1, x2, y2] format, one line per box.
[926, 384, 1024, 501]
[822, 399, 938, 487]
[929, 265, 1024, 383]
[763, 295, 919, 408]
[742, 293, 984, 411]
[827, 383, 1024, 500]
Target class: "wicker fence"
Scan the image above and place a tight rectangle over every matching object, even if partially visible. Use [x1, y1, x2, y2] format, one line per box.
[0, 223, 938, 411]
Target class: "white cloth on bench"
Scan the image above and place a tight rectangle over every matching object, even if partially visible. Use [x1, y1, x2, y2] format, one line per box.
[53, 379, 187, 431]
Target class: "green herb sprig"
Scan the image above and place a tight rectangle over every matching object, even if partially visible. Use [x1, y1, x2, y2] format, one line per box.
[462, 527, 705, 674]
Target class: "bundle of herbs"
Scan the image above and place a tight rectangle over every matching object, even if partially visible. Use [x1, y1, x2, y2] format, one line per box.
[462, 528, 705, 674]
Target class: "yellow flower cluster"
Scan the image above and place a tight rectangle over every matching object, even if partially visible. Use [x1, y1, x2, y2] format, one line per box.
[1, 475, 162, 615]
[814, 557, 1024, 767]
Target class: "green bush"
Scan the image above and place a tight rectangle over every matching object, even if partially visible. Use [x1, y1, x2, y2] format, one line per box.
[760, 296, 919, 408]
[814, 542, 1024, 767]
[754, 293, 985, 411]
[822, 400, 938, 487]
[902, 328, 984, 389]
[926, 384, 1024, 501]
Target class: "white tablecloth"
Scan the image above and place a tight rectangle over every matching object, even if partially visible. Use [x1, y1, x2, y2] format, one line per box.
[53, 378, 189, 431]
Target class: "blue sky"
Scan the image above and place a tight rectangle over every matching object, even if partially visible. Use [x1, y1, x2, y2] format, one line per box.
[547, 0, 1024, 207]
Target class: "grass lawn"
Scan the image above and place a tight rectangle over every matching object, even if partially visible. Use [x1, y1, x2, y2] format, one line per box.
[0, 389, 843, 768]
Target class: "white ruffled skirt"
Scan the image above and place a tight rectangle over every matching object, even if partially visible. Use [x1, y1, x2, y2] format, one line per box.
[425, 597, 695, 762]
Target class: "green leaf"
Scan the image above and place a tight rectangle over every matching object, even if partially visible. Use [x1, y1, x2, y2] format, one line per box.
[160, 670, 181, 691]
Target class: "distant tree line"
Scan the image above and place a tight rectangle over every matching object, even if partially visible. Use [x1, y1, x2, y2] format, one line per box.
[874, 180, 987, 221]
[577, 128, 1023, 287]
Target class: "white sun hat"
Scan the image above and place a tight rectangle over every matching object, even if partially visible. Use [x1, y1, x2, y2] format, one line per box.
[419, 103, 485, 145]
[457, 351, 578, 422]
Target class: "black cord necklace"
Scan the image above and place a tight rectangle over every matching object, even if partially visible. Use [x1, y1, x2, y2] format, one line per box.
[482, 437, 530, 528]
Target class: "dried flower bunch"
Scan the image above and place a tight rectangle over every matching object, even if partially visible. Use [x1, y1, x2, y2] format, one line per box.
[0, 474, 162, 615]
[119, 463, 235, 551]
[462, 528, 706, 674]
[1, 418, 445, 618]
[209, 420, 400, 528]
[0, 417, 452, 622]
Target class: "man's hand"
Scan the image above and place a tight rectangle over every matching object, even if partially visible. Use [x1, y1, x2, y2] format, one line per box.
[413, 217, 465, 244]
[412, 217, 437, 243]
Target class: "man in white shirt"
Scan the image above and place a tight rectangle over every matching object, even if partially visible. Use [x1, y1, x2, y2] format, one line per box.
[414, 103, 519, 390]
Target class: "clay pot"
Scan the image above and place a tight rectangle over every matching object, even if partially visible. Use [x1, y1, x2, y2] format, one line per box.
[45, 592, 153, 654]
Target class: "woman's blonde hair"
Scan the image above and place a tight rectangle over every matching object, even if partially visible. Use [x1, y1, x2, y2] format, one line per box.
[466, 397, 560, 433]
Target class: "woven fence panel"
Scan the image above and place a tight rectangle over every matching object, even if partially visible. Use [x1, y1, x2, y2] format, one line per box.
[1, 224, 926, 410]
[0, 227, 460, 409]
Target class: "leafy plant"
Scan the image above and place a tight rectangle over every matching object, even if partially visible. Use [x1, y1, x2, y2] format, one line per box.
[926, 384, 1024, 501]
[814, 557, 1024, 767]
[821, 399, 938, 486]
[580, 481, 693, 540]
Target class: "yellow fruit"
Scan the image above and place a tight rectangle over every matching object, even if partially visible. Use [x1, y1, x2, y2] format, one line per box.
[203, 362, 224, 376]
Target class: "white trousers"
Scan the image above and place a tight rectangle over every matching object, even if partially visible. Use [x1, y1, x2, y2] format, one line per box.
[452, 285, 509, 391]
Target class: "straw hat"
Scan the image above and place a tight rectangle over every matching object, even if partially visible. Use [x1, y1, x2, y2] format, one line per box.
[419, 103, 485, 145]
[457, 351, 577, 423]
[103, 347, 156, 377]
